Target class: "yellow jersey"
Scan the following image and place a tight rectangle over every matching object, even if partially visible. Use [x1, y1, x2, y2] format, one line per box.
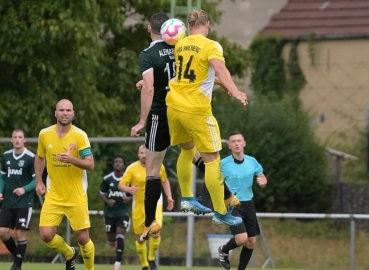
[119, 161, 167, 216]
[166, 34, 225, 116]
[36, 125, 91, 206]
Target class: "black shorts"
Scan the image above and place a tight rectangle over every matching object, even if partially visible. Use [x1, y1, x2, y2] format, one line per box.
[104, 216, 130, 234]
[145, 113, 170, 152]
[0, 206, 32, 230]
[230, 200, 260, 237]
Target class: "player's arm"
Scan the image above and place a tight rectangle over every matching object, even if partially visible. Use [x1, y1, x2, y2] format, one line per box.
[138, 51, 155, 125]
[118, 169, 138, 195]
[254, 160, 267, 187]
[0, 155, 6, 197]
[22, 158, 36, 193]
[35, 133, 46, 185]
[160, 166, 174, 211]
[68, 133, 94, 171]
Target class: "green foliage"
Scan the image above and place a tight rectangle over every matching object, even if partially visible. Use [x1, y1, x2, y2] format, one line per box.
[287, 41, 306, 94]
[307, 32, 316, 66]
[213, 92, 328, 213]
[249, 35, 286, 98]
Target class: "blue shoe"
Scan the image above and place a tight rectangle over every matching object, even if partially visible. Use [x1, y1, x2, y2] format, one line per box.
[212, 211, 242, 226]
[180, 197, 212, 215]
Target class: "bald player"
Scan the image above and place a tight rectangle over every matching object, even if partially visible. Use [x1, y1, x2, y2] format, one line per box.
[35, 99, 96, 270]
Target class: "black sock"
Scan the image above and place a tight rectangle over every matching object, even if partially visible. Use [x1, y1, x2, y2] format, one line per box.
[194, 157, 205, 174]
[3, 236, 17, 257]
[224, 183, 232, 200]
[115, 234, 124, 263]
[238, 246, 253, 270]
[144, 176, 162, 227]
[194, 157, 232, 200]
[15, 240, 27, 267]
[222, 237, 238, 253]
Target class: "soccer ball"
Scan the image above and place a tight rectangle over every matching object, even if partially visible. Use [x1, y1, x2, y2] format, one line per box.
[161, 18, 187, 46]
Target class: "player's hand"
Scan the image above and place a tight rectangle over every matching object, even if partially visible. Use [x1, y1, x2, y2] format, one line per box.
[56, 147, 74, 163]
[232, 91, 248, 106]
[129, 185, 138, 195]
[13, 187, 25, 196]
[107, 199, 116, 207]
[0, 194, 3, 201]
[131, 122, 145, 137]
[136, 80, 143, 91]
[167, 197, 174, 211]
[257, 174, 267, 188]
[122, 196, 131, 204]
[36, 181, 46, 195]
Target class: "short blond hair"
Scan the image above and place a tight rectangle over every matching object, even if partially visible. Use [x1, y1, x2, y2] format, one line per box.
[188, 9, 209, 28]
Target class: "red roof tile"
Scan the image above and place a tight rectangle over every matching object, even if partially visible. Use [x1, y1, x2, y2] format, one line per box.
[261, 0, 369, 38]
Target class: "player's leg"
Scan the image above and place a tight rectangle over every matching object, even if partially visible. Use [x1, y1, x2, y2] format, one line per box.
[133, 218, 149, 270]
[188, 114, 241, 225]
[39, 201, 77, 269]
[104, 217, 117, 248]
[218, 206, 247, 270]
[237, 201, 259, 270]
[147, 205, 163, 270]
[12, 207, 32, 269]
[192, 151, 240, 208]
[141, 114, 169, 240]
[113, 216, 130, 270]
[0, 207, 18, 260]
[66, 205, 95, 270]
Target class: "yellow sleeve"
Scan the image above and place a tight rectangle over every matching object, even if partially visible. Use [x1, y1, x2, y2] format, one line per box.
[206, 40, 225, 62]
[120, 167, 132, 186]
[78, 131, 91, 151]
[160, 165, 168, 182]
[36, 131, 46, 158]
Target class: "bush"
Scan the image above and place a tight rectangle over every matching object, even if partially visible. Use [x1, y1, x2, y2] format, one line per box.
[213, 92, 329, 213]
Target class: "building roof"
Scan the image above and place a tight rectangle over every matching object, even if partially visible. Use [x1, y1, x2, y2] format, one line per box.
[261, 0, 369, 39]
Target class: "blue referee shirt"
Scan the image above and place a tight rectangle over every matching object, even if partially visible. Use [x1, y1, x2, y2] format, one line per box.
[221, 155, 263, 201]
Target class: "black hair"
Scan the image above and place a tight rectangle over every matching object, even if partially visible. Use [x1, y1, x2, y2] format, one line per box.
[228, 131, 242, 139]
[150, 12, 170, 35]
[113, 155, 124, 162]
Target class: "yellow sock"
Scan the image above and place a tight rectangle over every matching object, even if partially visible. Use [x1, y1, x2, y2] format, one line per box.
[148, 236, 161, 261]
[177, 147, 196, 197]
[45, 234, 74, 260]
[205, 156, 227, 214]
[135, 240, 148, 267]
[79, 239, 95, 270]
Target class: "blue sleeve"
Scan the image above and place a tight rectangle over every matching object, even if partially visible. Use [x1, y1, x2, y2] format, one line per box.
[79, 147, 92, 159]
[254, 159, 263, 176]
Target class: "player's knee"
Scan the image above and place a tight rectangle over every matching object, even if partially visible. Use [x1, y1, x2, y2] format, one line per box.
[15, 229, 27, 241]
[245, 237, 256, 248]
[151, 232, 160, 239]
[0, 227, 10, 240]
[74, 229, 90, 245]
[234, 233, 248, 246]
[39, 226, 57, 242]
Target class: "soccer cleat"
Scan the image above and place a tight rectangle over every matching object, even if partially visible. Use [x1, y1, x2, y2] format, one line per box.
[212, 211, 242, 226]
[108, 241, 117, 248]
[218, 245, 230, 270]
[65, 247, 79, 270]
[140, 220, 161, 242]
[149, 260, 158, 270]
[10, 263, 21, 270]
[180, 197, 212, 215]
[142, 267, 149, 270]
[224, 194, 240, 210]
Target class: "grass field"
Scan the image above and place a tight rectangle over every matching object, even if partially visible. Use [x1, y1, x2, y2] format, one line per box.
[0, 262, 316, 270]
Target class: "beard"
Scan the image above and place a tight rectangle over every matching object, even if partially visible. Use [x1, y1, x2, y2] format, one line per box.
[57, 119, 72, 126]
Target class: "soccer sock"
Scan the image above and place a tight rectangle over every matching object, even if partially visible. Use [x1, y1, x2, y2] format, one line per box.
[148, 236, 161, 261]
[204, 156, 227, 214]
[222, 238, 238, 253]
[45, 234, 74, 260]
[177, 147, 196, 197]
[194, 156, 233, 200]
[238, 246, 254, 270]
[115, 234, 124, 266]
[144, 177, 162, 227]
[15, 240, 27, 267]
[79, 239, 95, 270]
[3, 236, 17, 257]
[135, 240, 149, 267]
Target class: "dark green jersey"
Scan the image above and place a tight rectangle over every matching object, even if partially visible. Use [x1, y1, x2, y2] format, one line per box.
[100, 172, 131, 218]
[139, 40, 175, 116]
[0, 148, 35, 208]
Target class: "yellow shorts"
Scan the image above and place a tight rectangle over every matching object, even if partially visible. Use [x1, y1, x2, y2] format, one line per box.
[39, 200, 91, 231]
[132, 205, 163, 235]
[167, 107, 222, 152]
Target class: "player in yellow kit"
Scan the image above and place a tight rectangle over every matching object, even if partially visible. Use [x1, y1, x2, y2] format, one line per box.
[166, 9, 247, 227]
[35, 99, 95, 270]
[118, 144, 174, 270]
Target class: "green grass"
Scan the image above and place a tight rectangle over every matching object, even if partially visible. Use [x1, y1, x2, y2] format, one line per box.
[0, 262, 316, 270]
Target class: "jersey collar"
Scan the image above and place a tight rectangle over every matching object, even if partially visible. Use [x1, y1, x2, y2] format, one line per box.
[232, 155, 244, 164]
[150, 39, 165, 46]
[12, 148, 27, 160]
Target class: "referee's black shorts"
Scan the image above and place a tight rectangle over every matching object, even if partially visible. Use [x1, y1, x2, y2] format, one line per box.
[230, 200, 260, 237]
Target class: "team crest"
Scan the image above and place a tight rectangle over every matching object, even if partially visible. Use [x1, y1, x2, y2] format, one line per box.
[69, 143, 77, 151]
[18, 160, 24, 167]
